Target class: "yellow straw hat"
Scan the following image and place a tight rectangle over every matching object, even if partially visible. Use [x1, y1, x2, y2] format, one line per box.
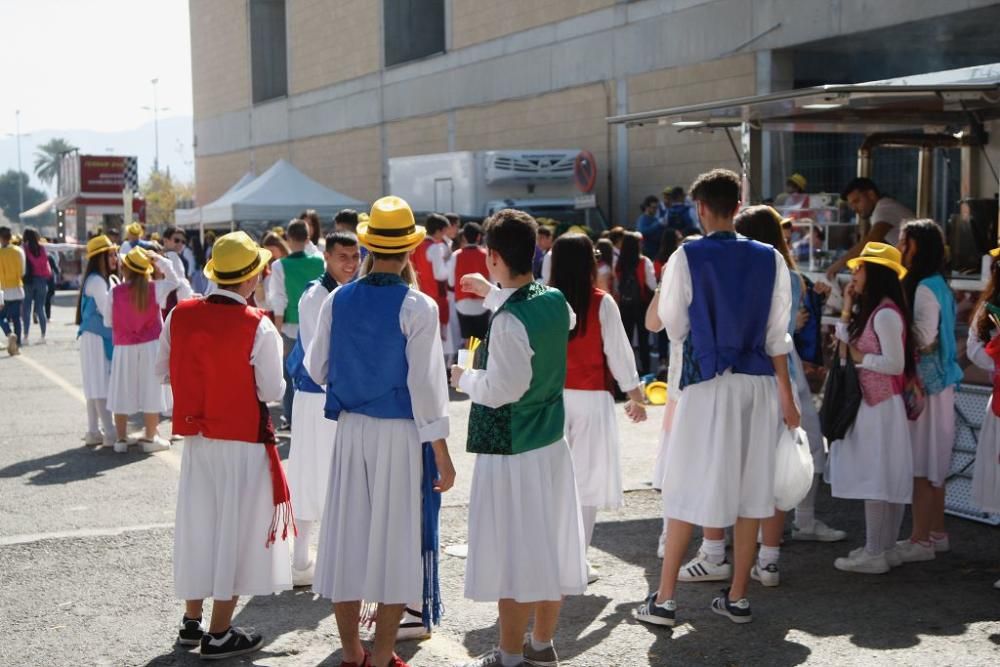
[357, 196, 426, 253]
[86, 234, 118, 259]
[122, 247, 154, 276]
[203, 231, 272, 285]
[645, 381, 668, 406]
[126, 222, 144, 237]
[846, 242, 907, 279]
[787, 173, 807, 191]
[989, 246, 1000, 258]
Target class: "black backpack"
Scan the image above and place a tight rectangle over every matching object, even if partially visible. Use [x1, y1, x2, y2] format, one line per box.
[618, 268, 643, 310]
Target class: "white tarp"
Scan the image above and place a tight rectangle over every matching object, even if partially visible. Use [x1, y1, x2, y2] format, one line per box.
[197, 160, 365, 225]
[175, 171, 256, 227]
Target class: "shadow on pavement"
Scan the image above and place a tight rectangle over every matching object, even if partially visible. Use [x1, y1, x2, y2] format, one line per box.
[0, 443, 149, 485]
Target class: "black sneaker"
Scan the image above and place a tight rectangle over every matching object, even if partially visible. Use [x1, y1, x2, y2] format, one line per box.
[633, 592, 676, 627]
[177, 615, 205, 646]
[199, 626, 264, 660]
[710, 588, 752, 624]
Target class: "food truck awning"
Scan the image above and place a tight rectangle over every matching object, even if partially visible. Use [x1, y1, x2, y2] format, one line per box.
[607, 63, 1000, 133]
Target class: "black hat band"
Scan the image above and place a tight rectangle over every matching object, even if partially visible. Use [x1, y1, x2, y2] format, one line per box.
[214, 253, 262, 281]
[367, 224, 416, 238]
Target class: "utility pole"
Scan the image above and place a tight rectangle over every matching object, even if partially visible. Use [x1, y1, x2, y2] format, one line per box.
[141, 78, 169, 173]
[15, 110, 22, 217]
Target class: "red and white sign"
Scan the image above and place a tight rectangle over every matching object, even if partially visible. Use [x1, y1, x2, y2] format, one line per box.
[81, 156, 129, 194]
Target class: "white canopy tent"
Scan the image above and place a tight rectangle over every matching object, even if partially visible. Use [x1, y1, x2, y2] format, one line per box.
[194, 160, 365, 227]
[175, 171, 256, 228]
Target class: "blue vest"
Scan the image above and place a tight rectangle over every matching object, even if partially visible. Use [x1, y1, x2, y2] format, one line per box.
[324, 273, 414, 421]
[680, 233, 776, 389]
[77, 274, 114, 361]
[916, 274, 963, 395]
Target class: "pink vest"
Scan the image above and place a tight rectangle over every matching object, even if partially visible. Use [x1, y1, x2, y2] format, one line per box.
[112, 282, 162, 345]
[855, 301, 906, 407]
[25, 247, 52, 279]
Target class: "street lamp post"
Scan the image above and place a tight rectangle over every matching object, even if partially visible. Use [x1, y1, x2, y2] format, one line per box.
[141, 78, 169, 173]
[5, 110, 29, 220]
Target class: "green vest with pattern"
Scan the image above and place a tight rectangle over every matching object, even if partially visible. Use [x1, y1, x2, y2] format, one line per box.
[467, 282, 568, 455]
[280, 252, 325, 324]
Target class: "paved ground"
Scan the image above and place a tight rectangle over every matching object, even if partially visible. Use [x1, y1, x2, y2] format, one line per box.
[1, 294, 998, 666]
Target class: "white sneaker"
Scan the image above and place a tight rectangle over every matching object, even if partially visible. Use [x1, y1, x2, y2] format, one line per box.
[36, 337, 46, 346]
[751, 561, 780, 587]
[884, 546, 902, 569]
[678, 551, 732, 582]
[895, 539, 936, 563]
[83, 432, 103, 446]
[113, 439, 129, 454]
[6, 333, 17, 356]
[292, 560, 315, 587]
[396, 607, 431, 641]
[140, 435, 171, 453]
[103, 434, 117, 449]
[931, 534, 950, 553]
[834, 549, 890, 574]
[657, 532, 666, 559]
[792, 520, 847, 543]
[587, 561, 600, 584]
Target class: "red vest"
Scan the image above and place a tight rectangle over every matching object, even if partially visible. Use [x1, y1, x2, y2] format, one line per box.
[566, 288, 610, 392]
[454, 246, 489, 302]
[412, 238, 449, 324]
[169, 297, 270, 443]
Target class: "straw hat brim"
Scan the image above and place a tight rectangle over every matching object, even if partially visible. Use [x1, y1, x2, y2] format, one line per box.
[123, 256, 154, 276]
[356, 222, 426, 254]
[989, 247, 1000, 258]
[86, 243, 118, 259]
[203, 247, 272, 285]
[846, 255, 907, 279]
[645, 381, 668, 406]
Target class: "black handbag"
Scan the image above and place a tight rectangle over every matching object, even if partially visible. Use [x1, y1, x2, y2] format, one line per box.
[819, 347, 863, 442]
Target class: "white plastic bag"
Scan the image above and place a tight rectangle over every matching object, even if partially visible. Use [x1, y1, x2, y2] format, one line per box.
[773, 427, 815, 511]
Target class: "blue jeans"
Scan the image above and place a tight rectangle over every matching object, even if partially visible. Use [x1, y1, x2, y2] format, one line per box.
[22, 276, 48, 339]
[0, 299, 22, 345]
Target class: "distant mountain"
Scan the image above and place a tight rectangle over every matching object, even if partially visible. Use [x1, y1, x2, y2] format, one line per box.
[0, 116, 194, 196]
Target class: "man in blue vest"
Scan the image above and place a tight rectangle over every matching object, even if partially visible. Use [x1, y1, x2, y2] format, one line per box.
[634, 169, 800, 628]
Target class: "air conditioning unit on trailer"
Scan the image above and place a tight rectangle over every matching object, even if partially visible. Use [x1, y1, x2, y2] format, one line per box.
[484, 150, 579, 184]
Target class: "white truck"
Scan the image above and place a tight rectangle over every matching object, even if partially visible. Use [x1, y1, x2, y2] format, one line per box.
[387, 149, 608, 233]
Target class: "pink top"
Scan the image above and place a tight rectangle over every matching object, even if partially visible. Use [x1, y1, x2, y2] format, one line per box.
[855, 301, 906, 406]
[111, 282, 162, 345]
[24, 247, 52, 279]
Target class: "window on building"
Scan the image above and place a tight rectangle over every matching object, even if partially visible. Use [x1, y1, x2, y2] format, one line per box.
[383, 0, 445, 67]
[250, 0, 288, 104]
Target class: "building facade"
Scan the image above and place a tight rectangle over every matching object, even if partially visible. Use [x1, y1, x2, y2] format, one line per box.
[190, 0, 1000, 226]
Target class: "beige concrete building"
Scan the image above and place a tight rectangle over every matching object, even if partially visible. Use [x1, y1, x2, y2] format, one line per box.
[189, 0, 1000, 226]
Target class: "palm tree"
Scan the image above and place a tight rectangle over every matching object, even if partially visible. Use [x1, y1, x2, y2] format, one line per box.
[33, 138, 77, 187]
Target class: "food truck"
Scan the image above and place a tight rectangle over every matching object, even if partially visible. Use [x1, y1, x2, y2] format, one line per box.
[608, 63, 1000, 525]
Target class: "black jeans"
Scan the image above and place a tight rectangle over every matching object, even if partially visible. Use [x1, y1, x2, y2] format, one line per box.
[620, 302, 650, 376]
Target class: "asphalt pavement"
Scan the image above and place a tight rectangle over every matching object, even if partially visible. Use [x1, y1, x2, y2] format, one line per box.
[1, 293, 997, 666]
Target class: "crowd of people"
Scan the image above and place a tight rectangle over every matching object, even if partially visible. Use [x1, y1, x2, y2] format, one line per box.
[1, 165, 998, 666]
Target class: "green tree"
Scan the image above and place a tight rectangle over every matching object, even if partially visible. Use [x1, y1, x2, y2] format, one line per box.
[0, 170, 47, 221]
[142, 169, 194, 228]
[33, 138, 77, 187]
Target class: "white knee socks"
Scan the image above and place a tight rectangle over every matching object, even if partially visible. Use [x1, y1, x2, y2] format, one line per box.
[294, 519, 314, 569]
[95, 399, 115, 437]
[86, 399, 100, 434]
[581, 505, 598, 548]
[864, 500, 904, 555]
[795, 475, 820, 529]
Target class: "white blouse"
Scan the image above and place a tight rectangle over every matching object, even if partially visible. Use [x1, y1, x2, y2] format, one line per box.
[967, 308, 995, 372]
[912, 284, 940, 350]
[103, 255, 179, 328]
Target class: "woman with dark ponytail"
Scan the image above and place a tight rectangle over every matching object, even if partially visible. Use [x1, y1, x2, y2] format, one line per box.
[895, 220, 962, 562]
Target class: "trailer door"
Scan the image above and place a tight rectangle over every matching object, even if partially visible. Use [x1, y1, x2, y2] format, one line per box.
[434, 178, 454, 213]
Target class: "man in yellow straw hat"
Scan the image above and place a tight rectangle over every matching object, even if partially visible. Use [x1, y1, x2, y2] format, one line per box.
[154, 231, 293, 660]
[305, 195, 455, 667]
[119, 220, 151, 259]
[0, 225, 26, 355]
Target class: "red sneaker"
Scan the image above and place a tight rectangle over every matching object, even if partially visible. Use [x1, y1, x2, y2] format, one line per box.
[385, 655, 409, 667]
[343, 650, 371, 667]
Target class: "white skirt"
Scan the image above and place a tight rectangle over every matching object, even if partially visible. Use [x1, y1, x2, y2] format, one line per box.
[652, 398, 678, 491]
[791, 348, 826, 472]
[909, 386, 955, 487]
[972, 398, 1000, 513]
[79, 332, 110, 400]
[829, 395, 913, 503]
[174, 437, 292, 600]
[287, 391, 338, 522]
[465, 440, 588, 603]
[564, 389, 623, 509]
[661, 373, 782, 527]
[107, 340, 166, 415]
[314, 412, 423, 604]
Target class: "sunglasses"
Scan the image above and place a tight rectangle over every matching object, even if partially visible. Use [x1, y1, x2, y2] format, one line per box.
[171, 237, 186, 244]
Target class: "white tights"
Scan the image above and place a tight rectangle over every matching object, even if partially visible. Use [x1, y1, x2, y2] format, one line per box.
[581, 505, 598, 548]
[293, 519, 314, 569]
[86, 398, 115, 437]
[864, 500, 905, 555]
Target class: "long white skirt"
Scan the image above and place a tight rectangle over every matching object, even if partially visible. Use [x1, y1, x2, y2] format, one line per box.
[909, 386, 955, 487]
[661, 372, 782, 527]
[791, 348, 826, 472]
[829, 395, 913, 503]
[972, 398, 1000, 514]
[108, 340, 165, 415]
[287, 391, 338, 522]
[465, 440, 588, 602]
[652, 398, 678, 491]
[314, 412, 422, 604]
[79, 332, 111, 400]
[565, 389, 623, 510]
[174, 437, 292, 600]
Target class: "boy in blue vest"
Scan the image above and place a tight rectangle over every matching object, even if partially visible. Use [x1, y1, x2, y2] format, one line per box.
[450, 209, 587, 667]
[306, 196, 455, 667]
[634, 169, 800, 627]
